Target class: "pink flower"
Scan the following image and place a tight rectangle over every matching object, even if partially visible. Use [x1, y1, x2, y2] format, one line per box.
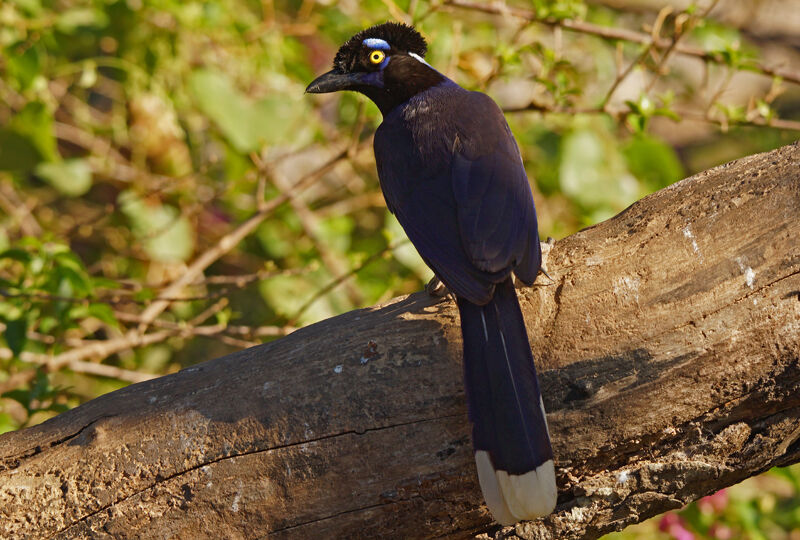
[658, 513, 680, 532]
[658, 512, 694, 540]
[698, 489, 728, 515]
[709, 523, 733, 539]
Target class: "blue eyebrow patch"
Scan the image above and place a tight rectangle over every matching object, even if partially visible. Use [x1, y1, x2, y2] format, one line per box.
[362, 38, 390, 50]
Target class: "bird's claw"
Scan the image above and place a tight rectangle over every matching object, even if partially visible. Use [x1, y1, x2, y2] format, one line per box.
[538, 238, 557, 285]
[426, 276, 450, 298]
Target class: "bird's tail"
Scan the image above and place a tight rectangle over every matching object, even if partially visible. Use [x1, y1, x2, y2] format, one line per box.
[457, 277, 556, 525]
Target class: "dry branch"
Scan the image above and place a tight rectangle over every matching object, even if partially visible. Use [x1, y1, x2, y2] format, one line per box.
[1, 142, 799, 539]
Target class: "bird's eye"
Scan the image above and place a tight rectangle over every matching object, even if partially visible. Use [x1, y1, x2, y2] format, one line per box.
[369, 50, 386, 64]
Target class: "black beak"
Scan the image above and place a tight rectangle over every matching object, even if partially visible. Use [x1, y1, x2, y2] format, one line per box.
[306, 69, 362, 94]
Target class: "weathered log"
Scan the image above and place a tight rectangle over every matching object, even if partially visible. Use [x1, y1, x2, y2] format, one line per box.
[1, 141, 799, 540]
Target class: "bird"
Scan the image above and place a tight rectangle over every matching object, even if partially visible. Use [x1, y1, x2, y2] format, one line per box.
[306, 22, 556, 525]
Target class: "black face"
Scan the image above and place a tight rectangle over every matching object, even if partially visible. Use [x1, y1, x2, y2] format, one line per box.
[306, 22, 445, 115]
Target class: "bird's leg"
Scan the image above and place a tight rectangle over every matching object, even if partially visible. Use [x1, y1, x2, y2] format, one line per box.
[426, 275, 450, 298]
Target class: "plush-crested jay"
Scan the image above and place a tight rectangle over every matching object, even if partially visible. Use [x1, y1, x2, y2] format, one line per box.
[306, 22, 556, 525]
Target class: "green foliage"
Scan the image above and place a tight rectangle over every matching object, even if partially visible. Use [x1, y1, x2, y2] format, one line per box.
[623, 135, 684, 192]
[624, 94, 680, 134]
[35, 159, 93, 196]
[0, 238, 120, 430]
[0, 238, 119, 355]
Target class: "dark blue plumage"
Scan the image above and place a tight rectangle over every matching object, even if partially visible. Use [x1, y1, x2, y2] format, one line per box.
[375, 84, 542, 303]
[307, 22, 556, 524]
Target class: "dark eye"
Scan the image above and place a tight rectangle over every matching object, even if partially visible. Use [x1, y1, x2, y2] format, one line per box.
[369, 50, 385, 64]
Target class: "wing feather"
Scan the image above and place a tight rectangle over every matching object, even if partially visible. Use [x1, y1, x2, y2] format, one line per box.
[374, 88, 541, 304]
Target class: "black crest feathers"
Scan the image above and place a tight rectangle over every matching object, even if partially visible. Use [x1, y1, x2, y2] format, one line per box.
[334, 22, 427, 72]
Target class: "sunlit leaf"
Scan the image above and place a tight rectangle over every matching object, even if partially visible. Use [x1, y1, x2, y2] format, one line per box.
[0, 412, 19, 435]
[559, 128, 641, 216]
[189, 69, 310, 153]
[56, 8, 109, 33]
[118, 191, 194, 262]
[35, 159, 93, 197]
[5, 44, 42, 91]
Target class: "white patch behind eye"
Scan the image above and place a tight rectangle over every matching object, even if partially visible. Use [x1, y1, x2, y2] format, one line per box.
[408, 52, 431, 66]
[363, 38, 390, 50]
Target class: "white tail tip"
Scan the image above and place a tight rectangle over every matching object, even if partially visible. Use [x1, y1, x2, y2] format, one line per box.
[475, 451, 557, 525]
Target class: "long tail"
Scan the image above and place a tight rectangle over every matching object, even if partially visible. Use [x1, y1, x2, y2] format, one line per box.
[457, 277, 556, 525]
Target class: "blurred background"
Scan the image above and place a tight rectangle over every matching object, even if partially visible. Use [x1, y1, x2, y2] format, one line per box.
[0, 0, 798, 537]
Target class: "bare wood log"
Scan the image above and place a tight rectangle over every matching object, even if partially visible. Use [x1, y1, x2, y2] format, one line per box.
[1, 141, 799, 539]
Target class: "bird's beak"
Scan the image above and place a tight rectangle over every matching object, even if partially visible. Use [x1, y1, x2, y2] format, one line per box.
[306, 69, 362, 94]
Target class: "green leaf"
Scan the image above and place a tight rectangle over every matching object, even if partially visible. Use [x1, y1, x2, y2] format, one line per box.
[118, 191, 194, 262]
[190, 70, 258, 152]
[626, 112, 648, 134]
[38, 315, 59, 334]
[4, 317, 28, 357]
[12, 0, 43, 15]
[0, 248, 32, 264]
[53, 250, 86, 272]
[0, 129, 42, 172]
[0, 303, 23, 321]
[559, 127, 641, 217]
[0, 412, 20, 435]
[5, 43, 42, 92]
[144, 217, 194, 263]
[259, 271, 338, 325]
[87, 303, 119, 328]
[56, 8, 109, 33]
[35, 159, 93, 197]
[316, 215, 354, 254]
[190, 69, 310, 153]
[623, 135, 685, 190]
[653, 107, 681, 122]
[133, 289, 156, 302]
[56, 265, 92, 296]
[9, 102, 57, 163]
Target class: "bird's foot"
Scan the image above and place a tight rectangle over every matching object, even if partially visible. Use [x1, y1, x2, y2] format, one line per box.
[537, 237, 557, 285]
[426, 276, 450, 298]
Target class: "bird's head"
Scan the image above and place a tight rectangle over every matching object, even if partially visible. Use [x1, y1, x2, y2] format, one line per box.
[306, 22, 445, 115]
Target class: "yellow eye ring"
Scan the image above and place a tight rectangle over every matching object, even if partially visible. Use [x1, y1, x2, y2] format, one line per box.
[369, 50, 386, 64]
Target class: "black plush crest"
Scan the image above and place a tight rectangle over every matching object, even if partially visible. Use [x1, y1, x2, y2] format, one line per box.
[333, 22, 427, 72]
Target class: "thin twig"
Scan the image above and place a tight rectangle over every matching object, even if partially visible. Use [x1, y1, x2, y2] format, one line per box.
[444, 0, 800, 85]
[66, 361, 157, 383]
[0, 180, 42, 237]
[501, 101, 800, 131]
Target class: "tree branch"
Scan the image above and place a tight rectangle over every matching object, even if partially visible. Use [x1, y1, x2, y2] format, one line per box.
[444, 0, 800, 85]
[1, 142, 799, 539]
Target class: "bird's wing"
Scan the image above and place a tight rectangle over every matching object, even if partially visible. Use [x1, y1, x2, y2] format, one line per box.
[374, 91, 540, 304]
[451, 92, 541, 284]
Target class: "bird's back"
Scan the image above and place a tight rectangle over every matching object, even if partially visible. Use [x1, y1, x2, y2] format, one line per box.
[374, 83, 541, 304]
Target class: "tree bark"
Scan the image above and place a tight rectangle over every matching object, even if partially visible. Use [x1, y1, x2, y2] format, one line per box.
[1, 141, 799, 540]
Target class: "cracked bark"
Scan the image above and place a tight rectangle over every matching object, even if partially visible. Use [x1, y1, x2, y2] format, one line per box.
[1, 141, 799, 539]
